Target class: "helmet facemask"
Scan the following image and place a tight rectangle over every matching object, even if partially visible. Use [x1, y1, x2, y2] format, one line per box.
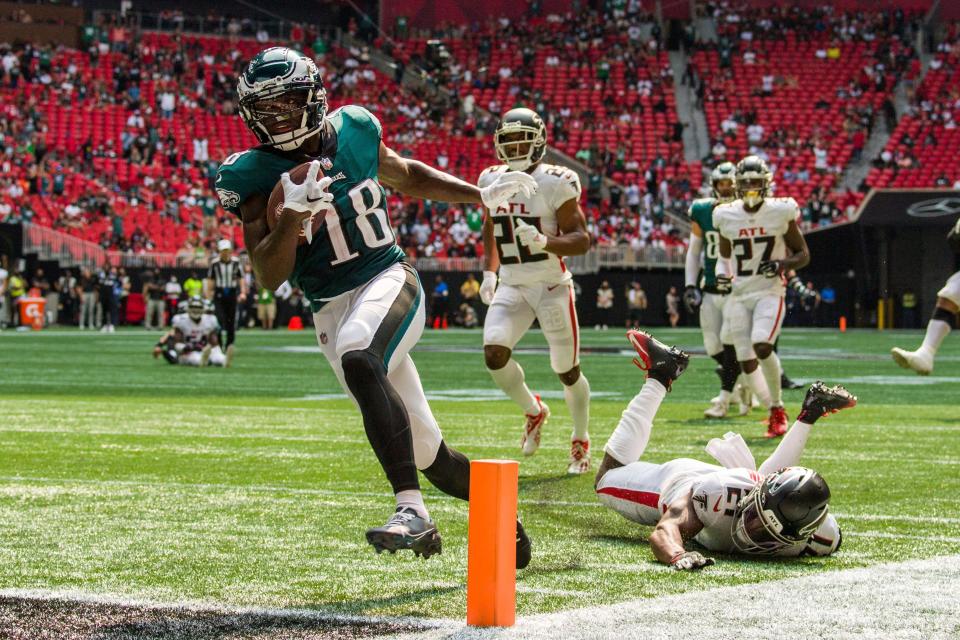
[737, 176, 767, 209]
[495, 124, 545, 171]
[187, 298, 205, 322]
[239, 84, 327, 151]
[713, 178, 735, 203]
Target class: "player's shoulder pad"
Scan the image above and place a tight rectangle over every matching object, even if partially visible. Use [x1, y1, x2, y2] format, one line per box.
[540, 163, 582, 199]
[215, 148, 264, 214]
[689, 197, 715, 218]
[334, 104, 383, 139]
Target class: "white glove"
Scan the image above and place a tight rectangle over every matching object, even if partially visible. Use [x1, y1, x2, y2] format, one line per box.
[279, 160, 335, 244]
[480, 171, 538, 211]
[514, 219, 547, 251]
[480, 270, 497, 305]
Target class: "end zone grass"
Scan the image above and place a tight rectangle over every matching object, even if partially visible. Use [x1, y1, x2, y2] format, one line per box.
[0, 327, 957, 626]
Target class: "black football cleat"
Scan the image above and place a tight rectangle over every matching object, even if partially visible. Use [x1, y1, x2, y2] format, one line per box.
[781, 373, 804, 390]
[626, 330, 690, 390]
[516, 519, 531, 569]
[797, 382, 857, 424]
[366, 508, 442, 559]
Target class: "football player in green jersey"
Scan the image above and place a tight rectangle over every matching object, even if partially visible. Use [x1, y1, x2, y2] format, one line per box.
[218, 48, 538, 563]
[685, 163, 742, 419]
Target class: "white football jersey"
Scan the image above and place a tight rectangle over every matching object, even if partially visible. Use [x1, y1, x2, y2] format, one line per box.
[677, 467, 839, 556]
[712, 197, 800, 298]
[478, 163, 581, 286]
[172, 313, 220, 350]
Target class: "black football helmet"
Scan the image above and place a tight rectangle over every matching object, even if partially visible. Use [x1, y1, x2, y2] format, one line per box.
[732, 466, 831, 555]
[494, 108, 547, 171]
[735, 155, 773, 208]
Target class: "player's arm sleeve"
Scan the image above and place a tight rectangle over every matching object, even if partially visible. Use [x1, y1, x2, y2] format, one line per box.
[685, 228, 703, 287]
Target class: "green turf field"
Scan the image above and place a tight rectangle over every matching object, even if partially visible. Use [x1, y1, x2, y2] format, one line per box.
[0, 326, 958, 621]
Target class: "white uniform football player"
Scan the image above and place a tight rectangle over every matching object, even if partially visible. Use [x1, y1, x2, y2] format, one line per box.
[478, 108, 593, 474]
[891, 217, 960, 375]
[154, 296, 231, 367]
[713, 156, 811, 438]
[595, 330, 856, 569]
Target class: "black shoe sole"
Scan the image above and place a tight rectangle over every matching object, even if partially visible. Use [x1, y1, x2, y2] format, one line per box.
[366, 528, 442, 559]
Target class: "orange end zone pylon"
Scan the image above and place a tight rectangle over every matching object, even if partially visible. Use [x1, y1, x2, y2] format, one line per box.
[466, 459, 518, 627]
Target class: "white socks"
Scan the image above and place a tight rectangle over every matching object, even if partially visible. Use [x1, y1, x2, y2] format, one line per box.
[489, 359, 540, 415]
[920, 319, 951, 355]
[395, 489, 428, 519]
[759, 420, 812, 475]
[564, 374, 591, 441]
[759, 351, 783, 408]
[743, 366, 772, 409]
[604, 378, 667, 464]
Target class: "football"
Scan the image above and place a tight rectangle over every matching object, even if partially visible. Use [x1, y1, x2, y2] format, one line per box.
[265, 161, 323, 245]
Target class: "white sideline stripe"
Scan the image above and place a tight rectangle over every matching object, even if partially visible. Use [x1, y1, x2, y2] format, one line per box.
[401, 555, 960, 640]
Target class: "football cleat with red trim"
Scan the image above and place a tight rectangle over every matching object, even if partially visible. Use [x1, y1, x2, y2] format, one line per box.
[626, 330, 690, 390]
[567, 438, 590, 475]
[797, 382, 857, 423]
[765, 405, 789, 438]
[521, 396, 550, 456]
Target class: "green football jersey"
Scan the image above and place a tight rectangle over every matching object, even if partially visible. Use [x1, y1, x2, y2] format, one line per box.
[688, 197, 722, 288]
[216, 105, 404, 311]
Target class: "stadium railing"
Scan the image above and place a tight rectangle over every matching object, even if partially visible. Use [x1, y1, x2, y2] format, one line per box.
[22, 222, 683, 273]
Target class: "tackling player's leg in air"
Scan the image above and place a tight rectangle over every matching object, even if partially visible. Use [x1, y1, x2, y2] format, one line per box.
[594, 330, 856, 569]
[684, 162, 742, 419]
[221, 48, 539, 563]
[478, 108, 593, 474]
[891, 221, 960, 374]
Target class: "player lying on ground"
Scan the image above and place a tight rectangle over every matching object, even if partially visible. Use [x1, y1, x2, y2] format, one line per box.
[891, 218, 960, 375]
[153, 296, 233, 367]
[594, 330, 856, 569]
[714, 155, 811, 438]
[217, 48, 534, 562]
[478, 108, 593, 474]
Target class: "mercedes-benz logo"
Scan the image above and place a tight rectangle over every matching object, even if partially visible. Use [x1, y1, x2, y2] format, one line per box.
[906, 197, 960, 218]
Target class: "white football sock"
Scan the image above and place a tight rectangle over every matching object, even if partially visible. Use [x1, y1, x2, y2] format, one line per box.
[564, 374, 591, 441]
[489, 359, 540, 415]
[759, 420, 811, 475]
[919, 319, 951, 355]
[718, 389, 733, 405]
[604, 378, 666, 464]
[743, 367, 772, 409]
[395, 489, 429, 519]
[759, 351, 783, 407]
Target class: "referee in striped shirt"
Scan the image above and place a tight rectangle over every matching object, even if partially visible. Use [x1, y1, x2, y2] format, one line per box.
[206, 239, 246, 349]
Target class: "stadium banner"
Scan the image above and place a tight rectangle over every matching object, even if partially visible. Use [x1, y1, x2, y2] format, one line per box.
[856, 189, 960, 227]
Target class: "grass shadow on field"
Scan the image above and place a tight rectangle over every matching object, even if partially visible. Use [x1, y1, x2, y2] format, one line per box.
[0, 596, 449, 640]
[314, 585, 463, 617]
